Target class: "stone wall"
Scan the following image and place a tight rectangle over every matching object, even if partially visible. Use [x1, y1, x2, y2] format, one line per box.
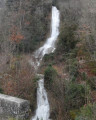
[0, 94, 30, 120]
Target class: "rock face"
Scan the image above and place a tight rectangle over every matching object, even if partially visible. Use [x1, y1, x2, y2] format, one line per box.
[0, 94, 30, 120]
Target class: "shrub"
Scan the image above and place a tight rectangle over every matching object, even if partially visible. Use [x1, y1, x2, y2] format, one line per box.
[75, 103, 96, 120]
[87, 77, 96, 90]
[8, 118, 29, 120]
[43, 53, 55, 62]
[65, 82, 90, 109]
[65, 58, 79, 81]
[56, 24, 78, 53]
[70, 109, 79, 120]
[81, 72, 87, 81]
[0, 88, 3, 93]
[69, 59, 79, 77]
[1, 59, 37, 112]
[86, 61, 96, 75]
[44, 65, 57, 89]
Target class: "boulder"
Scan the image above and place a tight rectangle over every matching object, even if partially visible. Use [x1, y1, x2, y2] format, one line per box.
[0, 94, 30, 120]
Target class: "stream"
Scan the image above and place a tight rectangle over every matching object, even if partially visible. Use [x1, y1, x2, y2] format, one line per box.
[31, 6, 60, 120]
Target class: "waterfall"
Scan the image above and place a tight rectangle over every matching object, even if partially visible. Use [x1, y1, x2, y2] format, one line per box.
[31, 6, 60, 120]
[35, 6, 60, 61]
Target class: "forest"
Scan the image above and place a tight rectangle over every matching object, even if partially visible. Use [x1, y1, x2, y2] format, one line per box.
[0, 0, 96, 120]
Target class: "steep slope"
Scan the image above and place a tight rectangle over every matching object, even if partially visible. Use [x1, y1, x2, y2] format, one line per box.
[0, 0, 52, 53]
[39, 0, 96, 120]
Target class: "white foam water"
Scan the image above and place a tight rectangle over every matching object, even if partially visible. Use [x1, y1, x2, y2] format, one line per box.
[35, 6, 60, 61]
[32, 6, 60, 120]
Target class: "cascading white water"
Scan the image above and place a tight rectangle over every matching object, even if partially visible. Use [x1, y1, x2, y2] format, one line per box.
[32, 75, 50, 120]
[32, 6, 60, 120]
[35, 6, 60, 61]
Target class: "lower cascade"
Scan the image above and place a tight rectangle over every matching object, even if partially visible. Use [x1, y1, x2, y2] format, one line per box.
[32, 76, 50, 120]
[31, 6, 60, 120]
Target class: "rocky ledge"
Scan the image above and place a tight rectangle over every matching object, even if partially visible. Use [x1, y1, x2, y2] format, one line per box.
[0, 94, 30, 120]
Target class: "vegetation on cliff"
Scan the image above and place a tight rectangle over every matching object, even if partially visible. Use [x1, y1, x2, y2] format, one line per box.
[0, 0, 96, 120]
[42, 0, 96, 120]
[0, 0, 52, 116]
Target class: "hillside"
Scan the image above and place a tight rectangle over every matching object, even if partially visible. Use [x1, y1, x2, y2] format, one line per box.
[41, 0, 96, 120]
[0, 0, 96, 120]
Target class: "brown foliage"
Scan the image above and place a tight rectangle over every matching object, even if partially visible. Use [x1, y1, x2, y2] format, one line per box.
[47, 77, 69, 120]
[1, 57, 37, 110]
[10, 26, 24, 43]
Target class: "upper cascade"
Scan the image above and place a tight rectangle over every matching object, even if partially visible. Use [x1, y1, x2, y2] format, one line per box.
[35, 6, 60, 61]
